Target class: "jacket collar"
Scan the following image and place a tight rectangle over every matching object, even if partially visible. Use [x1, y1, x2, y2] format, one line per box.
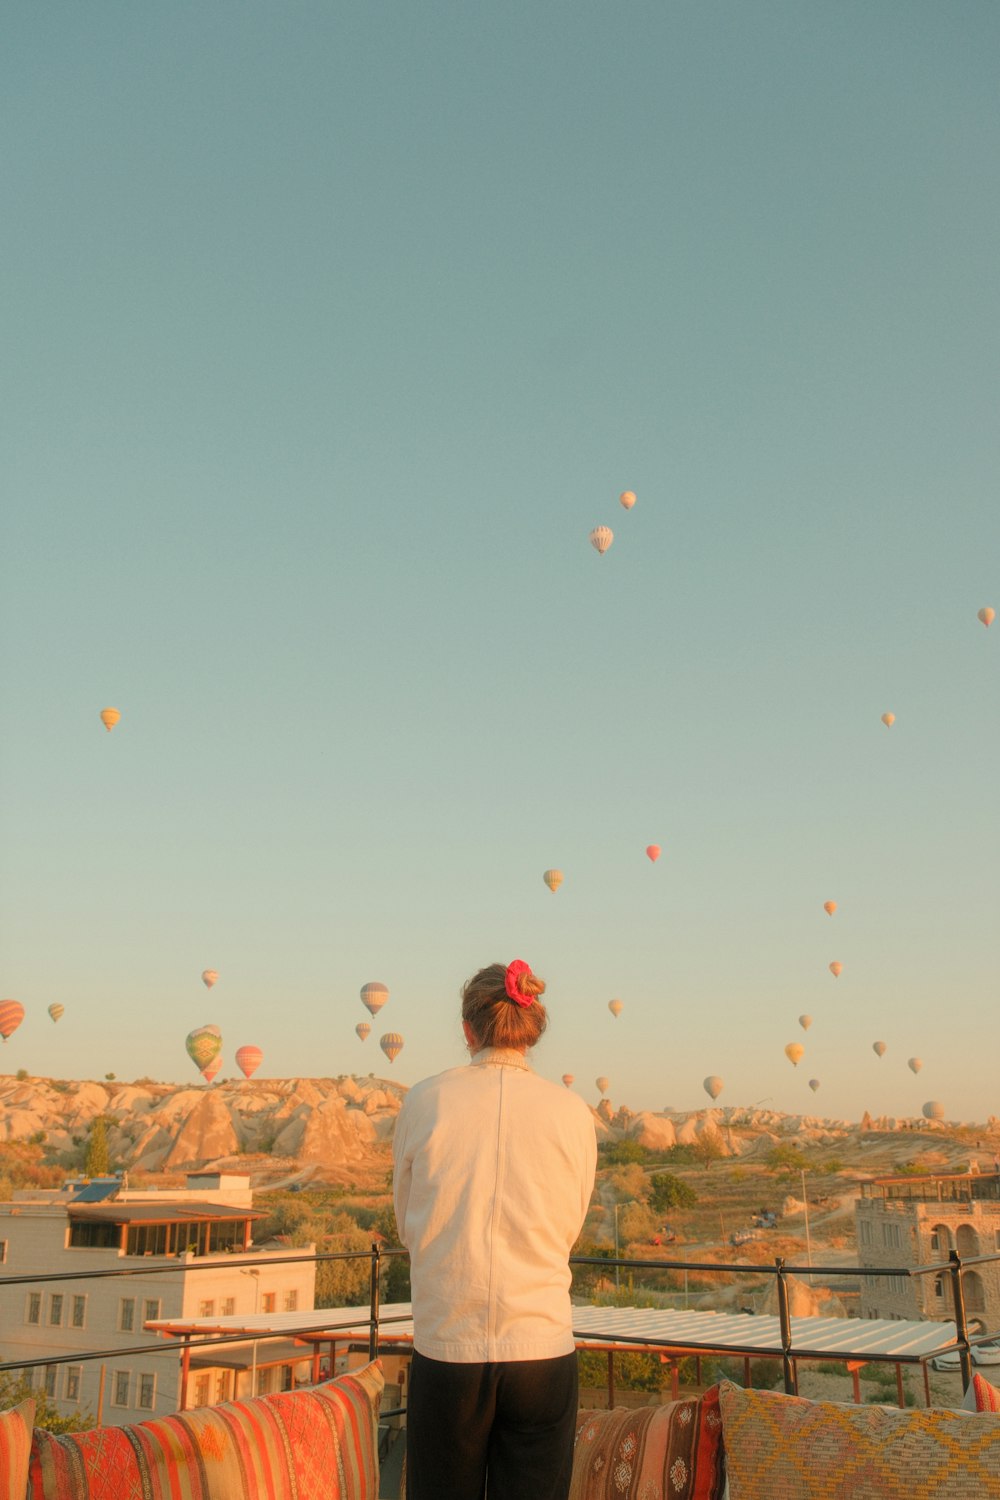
[469, 1046, 530, 1071]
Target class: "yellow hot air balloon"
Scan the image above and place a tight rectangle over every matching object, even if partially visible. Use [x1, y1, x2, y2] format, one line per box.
[589, 525, 614, 555]
[619, 491, 636, 511]
[703, 1075, 723, 1101]
[873, 1040, 887, 1058]
[923, 1100, 945, 1121]
[361, 982, 389, 1017]
[48, 1004, 65, 1023]
[543, 869, 563, 893]
[784, 1043, 804, 1067]
[100, 707, 121, 732]
[0, 1001, 25, 1042]
[829, 961, 843, 978]
[596, 1076, 609, 1095]
[823, 900, 837, 917]
[202, 970, 219, 989]
[808, 1078, 820, 1093]
[561, 1073, 574, 1088]
[798, 1015, 812, 1031]
[977, 607, 995, 628]
[186, 1025, 222, 1073]
[608, 999, 623, 1019]
[380, 1032, 404, 1064]
[908, 1057, 922, 1075]
[881, 712, 895, 727]
[356, 1022, 371, 1041]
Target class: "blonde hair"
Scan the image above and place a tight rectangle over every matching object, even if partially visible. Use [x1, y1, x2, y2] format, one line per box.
[462, 962, 548, 1051]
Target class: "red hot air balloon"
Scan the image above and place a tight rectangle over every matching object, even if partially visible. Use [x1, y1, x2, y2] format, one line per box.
[235, 1046, 263, 1079]
[201, 1057, 222, 1083]
[646, 845, 661, 862]
[0, 1001, 26, 1042]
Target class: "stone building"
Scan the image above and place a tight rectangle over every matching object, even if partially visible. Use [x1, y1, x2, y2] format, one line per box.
[855, 1172, 1000, 1331]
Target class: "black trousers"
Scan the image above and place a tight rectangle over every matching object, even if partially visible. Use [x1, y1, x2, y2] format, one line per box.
[405, 1349, 579, 1500]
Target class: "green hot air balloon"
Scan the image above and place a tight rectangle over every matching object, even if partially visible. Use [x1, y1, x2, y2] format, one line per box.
[186, 1025, 222, 1074]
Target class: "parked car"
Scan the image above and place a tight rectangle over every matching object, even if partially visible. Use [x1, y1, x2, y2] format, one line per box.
[930, 1348, 962, 1372]
[730, 1227, 760, 1247]
[974, 1340, 1000, 1367]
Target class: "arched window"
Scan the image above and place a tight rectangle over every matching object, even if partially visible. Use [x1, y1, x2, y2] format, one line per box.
[964, 1270, 986, 1314]
[930, 1223, 953, 1254]
[956, 1224, 981, 1258]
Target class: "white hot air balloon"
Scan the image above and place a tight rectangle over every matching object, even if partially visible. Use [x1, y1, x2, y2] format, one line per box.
[703, 1075, 723, 1101]
[977, 607, 995, 628]
[596, 1076, 609, 1096]
[908, 1057, 923, 1075]
[799, 1015, 812, 1032]
[923, 1100, 945, 1121]
[589, 526, 614, 556]
[608, 999, 623, 1019]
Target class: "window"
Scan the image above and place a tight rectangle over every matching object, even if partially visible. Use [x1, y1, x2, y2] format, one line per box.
[65, 1366, 81, 1402]
[283, 1290, 298, 1313]
[222, 1297, 235, 1316]
[138, 1373, 155, 1411]
[69, 1219, 120, 1249]
[262, 1292, 276, 1314]
[859, 1221, 872, 1245]
[112, 1371, 130, 1408]
[882, 1222, 902, 1250]
[49, 1293, 64, 1326]
[26, 1293, 41, 1326]
[198, 1299, 215, 1318]
[119, 1297, 135, 1332]
[143, 1298, 161, 1324]
[43, 1366, 56, 1398]
[0, 1239, 7, 1262]
[71, 1295, 87, 1329]
[194, 1375, 211, 1408]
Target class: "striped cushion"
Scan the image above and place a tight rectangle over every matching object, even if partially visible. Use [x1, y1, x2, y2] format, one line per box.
[0, 1399, 34, 1500]
[568, 1387, 725, 1500]
[719, 1377, 1000, 1498]
[28, 1363, 382, 1500]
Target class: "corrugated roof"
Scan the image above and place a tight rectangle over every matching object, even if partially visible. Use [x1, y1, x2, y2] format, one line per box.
[69, 1203, 265, 1224]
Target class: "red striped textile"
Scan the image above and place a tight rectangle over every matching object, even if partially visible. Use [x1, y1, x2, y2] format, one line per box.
[28, 1364, 382, 1500]
[0, 1398, 34, 1500]
[568, 1386, 725, 1500]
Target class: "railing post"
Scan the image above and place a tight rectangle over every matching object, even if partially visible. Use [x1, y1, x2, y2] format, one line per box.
[948, 1249, 973, 1392]
[368, 1242, 381, 1362]
[774, 1258, 797, 1395]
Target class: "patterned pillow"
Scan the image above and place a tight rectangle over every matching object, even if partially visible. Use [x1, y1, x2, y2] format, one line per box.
[568, 1386, 725, 1500]
[969, 1371, 1000, 1414]
[0, 1399, 35, 1500]
[719, 1377, 1000, 1499]
[28, 1363, 382, 1500]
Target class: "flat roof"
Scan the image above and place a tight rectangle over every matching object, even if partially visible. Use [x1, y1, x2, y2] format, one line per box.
[189, 1338, 309, 1372]
[69, 1204, 265, 1224]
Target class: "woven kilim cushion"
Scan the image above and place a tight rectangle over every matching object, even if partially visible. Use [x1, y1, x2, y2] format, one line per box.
[718, 1377, 1000, 1499]
[970, 1371, 1000, 1414]
[0, 1399, 34, 1500]
[567, 1387, 725, 1500]
[28, 1362, 382, 1500]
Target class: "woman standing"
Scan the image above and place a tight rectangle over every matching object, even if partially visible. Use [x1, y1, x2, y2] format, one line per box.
[393, 959, 597, 1500]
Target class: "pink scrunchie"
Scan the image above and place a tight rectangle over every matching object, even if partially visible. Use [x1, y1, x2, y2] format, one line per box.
[504, 959, 534, 1006]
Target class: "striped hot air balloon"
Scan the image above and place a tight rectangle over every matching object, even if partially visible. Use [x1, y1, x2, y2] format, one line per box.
[99, 707, 121, 732]
[235, 1045, 263, 1080]
[48, 1004, 65, 1023]
[589, 526, 614, 555]
[361, 982, 389, 1017]
[543, 869, 563, 893]
[380, 1033, 404, 1064]
[356, 1022, 371, 1041]
[0, 1001, 25, 1042]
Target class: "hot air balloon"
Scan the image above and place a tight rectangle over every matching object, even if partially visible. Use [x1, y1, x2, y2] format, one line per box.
[543, 869, 563, 893]
[784, 1043, 804, 1067]
[201, 1057, 221, 1083]
[908, 1057, 923, 1075]
[703, 1076, 724, 1101]
[185, 1025, 222, 1074]
[356, 1022, 371, 1042]
[881, 712, 895, 727]
[561, 1074, 574, 1089]
[608, 999, 623, 1019]
[202, 970, 219, 989]
[873, 1041, 887, 1058]
[646, 845, 661, 862]
[799, 1015, 812, 1031]
[235, 1045, 263, 1080]
[99, 708, 121, 732]
[823, 901, 837, 917]
[48, 1004, 65, 1023]
[361, 982, 389, 1017]
[808, 1079, 820, 1093]
[596, 1076, 609, 1096]
[978, 607, 995, 628]
[0, 1001, 25, 1042]
[829, 962, 843, 978]
[380, 1032, 404, 1064]
[589, 526, 614, 555]
[923, 1100, 945, 1121]
[619, 492, 636, 511]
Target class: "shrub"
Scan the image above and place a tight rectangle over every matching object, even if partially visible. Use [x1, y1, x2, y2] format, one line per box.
[649, 1173, 698, 1213]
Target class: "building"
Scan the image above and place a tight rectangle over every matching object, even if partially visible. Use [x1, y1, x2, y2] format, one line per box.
[855, 1172, 1000, 1330]
[0, 1174, 315, 1425]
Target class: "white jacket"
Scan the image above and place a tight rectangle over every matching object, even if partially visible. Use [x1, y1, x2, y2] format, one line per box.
[393, 1046, 597, 1363]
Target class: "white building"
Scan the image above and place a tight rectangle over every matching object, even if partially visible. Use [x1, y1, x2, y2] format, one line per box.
[0, 1174, 315, 1425]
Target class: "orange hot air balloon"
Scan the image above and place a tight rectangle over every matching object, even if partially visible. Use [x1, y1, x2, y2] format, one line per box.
[561, 1074, 574, 1088]
[361, 982, 389, 1017]
[703, 1075, 723, 1101]
[201, 1057, 221, 1083]
[48, 1004, 65, 1023]
[100, 707, 121, 732]
[0, 1000, 25, 1042]
[596, 1076, 609, 1096]
[784, 1043, 804, 1067]
[823, 901, 837, 917]
[608, 999, 623, 1019]
[646, 845, 661, 862]
[977, 607, 995, 628]
[235, 1045, 263, 1080]
[881, 712, 895, 727]
[619, 491, 636, 511]
[589, 525, 614, 555]
[380, 1032, 404, 1064]
[202, 970, 219, 989]
[543, 869, 563, 893]
[873, 1040, 887, 1058]
[799, 1015, 812, 1031]
[829, 962, 843, 978]
[808, 1078, 820, 1093]
[355, 1022, 371, 1041]
[908, 1057, 922, 1075]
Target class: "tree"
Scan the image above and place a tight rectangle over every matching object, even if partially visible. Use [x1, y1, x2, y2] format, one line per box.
[600, 1140, 648, 1166]
[649, 1173, 698, 1214]
[0, 1371, 92, 1433]
[84, 1117, 110, 1177]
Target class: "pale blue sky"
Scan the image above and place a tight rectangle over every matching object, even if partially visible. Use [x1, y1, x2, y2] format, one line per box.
[2, 3, 998, 1120]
